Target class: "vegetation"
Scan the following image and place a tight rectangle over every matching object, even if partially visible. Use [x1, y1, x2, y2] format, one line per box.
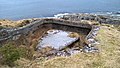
[0, 19, 120, 68]
[113, 24, 120, 31]
[41, 25, 120, 68]
[0, 43, 21, 66]
[0, 26, 4, 30]
[68, 32, 80, 38]
[0, 43, 34, 67]
[17, 20, 30, 27]
[0, 19, 32, 28]
[15, 25, 120, 68]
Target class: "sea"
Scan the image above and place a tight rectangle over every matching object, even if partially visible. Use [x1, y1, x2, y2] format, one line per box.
[0, 0, 120, 20]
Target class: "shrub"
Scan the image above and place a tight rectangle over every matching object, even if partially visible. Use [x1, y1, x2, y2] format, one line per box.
[0, 26, 4, 30]
[0, 42, 35, 67]
[0, 43, 21, 66]
[18, 46, 34, 60]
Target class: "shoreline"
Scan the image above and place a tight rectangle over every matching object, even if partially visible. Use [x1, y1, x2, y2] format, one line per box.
[0, 11, 120, 20]
[0, 12, 120, 32]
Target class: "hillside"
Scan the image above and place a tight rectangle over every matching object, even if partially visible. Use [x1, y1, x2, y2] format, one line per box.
[0, 22, 120, 68]
[13, 24, 120, 68]
[0, 15, 120, 68]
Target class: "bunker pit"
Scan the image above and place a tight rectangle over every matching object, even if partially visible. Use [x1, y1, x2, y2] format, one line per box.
[0, 19, 92, 58]
[22, 21, 91, 57]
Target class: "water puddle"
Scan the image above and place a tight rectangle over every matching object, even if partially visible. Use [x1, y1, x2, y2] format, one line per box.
[37, 30, 79, 50]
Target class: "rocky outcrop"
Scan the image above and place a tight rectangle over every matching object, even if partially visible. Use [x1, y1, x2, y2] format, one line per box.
[57, 13, 120, 25]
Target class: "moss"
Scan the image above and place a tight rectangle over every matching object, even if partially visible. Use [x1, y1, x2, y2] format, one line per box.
[0, 43, 21, 67]
[0, 26, 4, 30]
[0, 42, 34, 67]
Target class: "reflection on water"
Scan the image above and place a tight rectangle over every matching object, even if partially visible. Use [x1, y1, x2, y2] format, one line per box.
[37, 30, 79, 50]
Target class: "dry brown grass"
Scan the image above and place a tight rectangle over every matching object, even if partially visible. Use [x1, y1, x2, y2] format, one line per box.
[31, 25, 120, 68]
[12, 24, 120, 68]
[0, 19, 33, 27]
[68, 32, 80, 38]
[81, 20, 99, 25]
[11, 25, 120, 68]
[0, 19, 120, 68]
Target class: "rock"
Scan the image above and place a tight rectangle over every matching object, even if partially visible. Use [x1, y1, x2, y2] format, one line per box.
[83, 46, 99, 53]
[12, 35, 21, 40]
[66, 49, 81, 55]
[56, 51, 68, 56]
[88, 38, 96, 43]
[45, 50, 58, 57]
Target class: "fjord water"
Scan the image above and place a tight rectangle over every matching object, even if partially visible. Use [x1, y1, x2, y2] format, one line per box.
[0, 0, 120, 20]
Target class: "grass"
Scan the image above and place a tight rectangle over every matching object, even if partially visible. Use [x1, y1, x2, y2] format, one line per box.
[0, 19, 32, 28]
[0, 24, 120, 68]
[33, 25, 120, 68]
[10, 24, 120, 68]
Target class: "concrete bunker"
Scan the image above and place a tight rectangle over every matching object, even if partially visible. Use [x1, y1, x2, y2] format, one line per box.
[18, 19, 92, 57]
[0, 18, 99, 58]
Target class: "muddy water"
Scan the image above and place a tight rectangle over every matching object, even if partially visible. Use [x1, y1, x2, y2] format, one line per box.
[37, 30, 79, 50]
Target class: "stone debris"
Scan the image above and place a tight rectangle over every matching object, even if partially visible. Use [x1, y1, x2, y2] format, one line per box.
[66, 49, 81, 55]
[83, 25, 100, 52]
[44, 49, 81, 58]
[83, 46, 99, 53]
